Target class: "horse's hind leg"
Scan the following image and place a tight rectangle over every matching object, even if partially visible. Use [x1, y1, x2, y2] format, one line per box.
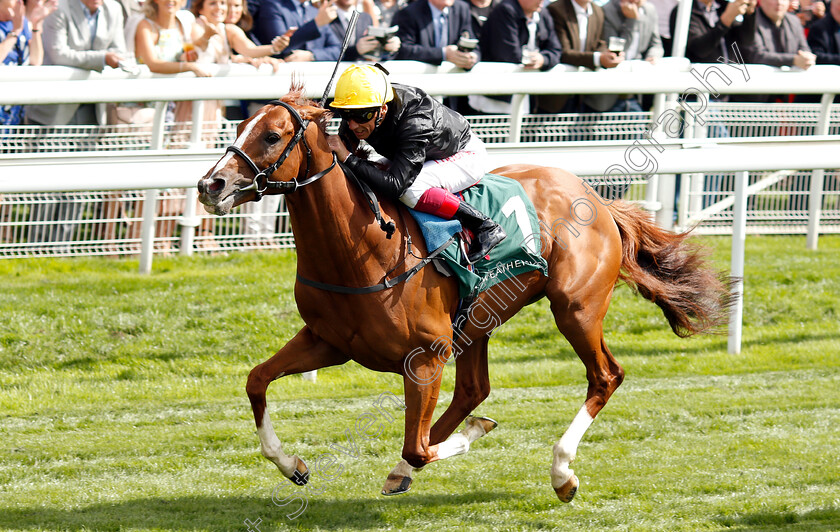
[246, 326, 349, 485]
[383, 338, 497, 495]
[549, 300, 624, 503]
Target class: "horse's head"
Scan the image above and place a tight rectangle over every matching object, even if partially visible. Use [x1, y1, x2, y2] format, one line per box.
[198, 87, 332, 216]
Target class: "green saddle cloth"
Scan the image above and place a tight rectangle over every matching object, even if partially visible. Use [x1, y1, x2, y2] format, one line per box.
[410, 174, 548, 298]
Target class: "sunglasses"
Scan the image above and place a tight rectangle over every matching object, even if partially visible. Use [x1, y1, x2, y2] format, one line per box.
[335, 108, 379, 123]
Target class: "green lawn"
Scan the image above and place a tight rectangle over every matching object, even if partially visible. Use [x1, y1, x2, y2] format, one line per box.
[0, 235, 838, 532]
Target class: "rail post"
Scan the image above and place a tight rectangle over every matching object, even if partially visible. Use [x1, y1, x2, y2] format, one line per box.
[728, 170, 749, 354]
[807, 93, 834, 250]
[139, 101, 168, 274]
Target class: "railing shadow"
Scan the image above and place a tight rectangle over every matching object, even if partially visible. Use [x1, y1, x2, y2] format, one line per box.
[0, 491, 518, 531]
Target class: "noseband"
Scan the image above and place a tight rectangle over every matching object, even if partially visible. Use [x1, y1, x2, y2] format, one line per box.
[225, 100, 337, 201]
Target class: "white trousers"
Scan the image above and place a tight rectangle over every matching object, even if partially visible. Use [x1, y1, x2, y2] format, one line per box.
[398, 134, 488, 208]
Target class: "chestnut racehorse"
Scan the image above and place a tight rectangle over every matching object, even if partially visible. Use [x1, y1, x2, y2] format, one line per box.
[197, 87, 732, 502]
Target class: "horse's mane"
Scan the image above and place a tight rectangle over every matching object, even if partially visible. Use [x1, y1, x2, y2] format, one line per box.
[280, 78, 371, 161]
[280, 79, 332, 135]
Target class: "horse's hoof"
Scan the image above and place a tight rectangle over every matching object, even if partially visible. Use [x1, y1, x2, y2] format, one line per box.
[466, 415, 498, 435]
[554, 474, 579, 503]
[288, 457, 310, 486]
[381, 474, 412, 496]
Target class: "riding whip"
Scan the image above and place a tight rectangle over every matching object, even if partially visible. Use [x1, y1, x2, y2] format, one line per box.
[319, 10, 359, 108]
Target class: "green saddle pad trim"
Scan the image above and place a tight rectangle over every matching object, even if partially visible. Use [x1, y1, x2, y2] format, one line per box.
[444, 174, 548, 298]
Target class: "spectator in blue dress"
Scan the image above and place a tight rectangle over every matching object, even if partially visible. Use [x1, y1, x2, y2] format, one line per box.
[1, 0, 58, 124]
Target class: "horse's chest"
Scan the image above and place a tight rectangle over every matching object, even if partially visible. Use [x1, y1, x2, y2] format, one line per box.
[297, 297, 409, 367]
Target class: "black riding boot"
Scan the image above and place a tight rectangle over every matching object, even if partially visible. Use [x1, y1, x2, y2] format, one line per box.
[454, 201, 507, 263]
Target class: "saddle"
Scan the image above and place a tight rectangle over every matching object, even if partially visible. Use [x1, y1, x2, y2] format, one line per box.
[406, 174, 548, 299]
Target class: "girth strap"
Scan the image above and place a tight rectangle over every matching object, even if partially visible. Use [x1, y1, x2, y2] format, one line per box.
[295, 235, 456, 294]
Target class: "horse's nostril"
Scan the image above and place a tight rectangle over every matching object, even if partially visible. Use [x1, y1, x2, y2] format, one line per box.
[209, 178, 225, 194]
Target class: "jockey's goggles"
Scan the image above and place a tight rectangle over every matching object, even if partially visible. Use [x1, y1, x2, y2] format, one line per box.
[335, 107, 379, 124]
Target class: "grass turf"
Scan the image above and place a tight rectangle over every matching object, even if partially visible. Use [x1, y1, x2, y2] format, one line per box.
[0, 235, 838, 531]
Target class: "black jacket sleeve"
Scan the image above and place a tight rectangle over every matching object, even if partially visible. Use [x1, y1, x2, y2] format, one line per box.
[341, 116, 427, 198]
[807, 17, 840, 64]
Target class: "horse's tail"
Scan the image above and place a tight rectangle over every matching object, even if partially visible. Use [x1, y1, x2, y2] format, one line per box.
[607, 200, 736, 338]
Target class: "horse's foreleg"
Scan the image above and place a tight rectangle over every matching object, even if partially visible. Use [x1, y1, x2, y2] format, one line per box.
[382, 356, 446, 496]
[428, 279, 539, 447]
[551, 320, 624, 503]
[421, 339, 497, 467]
[246, 326, 349, 485]
[383, 411, 498, 497]
[428, 338, 492, 446]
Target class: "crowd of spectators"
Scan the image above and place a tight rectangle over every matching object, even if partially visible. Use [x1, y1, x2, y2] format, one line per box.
[3, 0, 838, 125]
[2, 0, 838, 247]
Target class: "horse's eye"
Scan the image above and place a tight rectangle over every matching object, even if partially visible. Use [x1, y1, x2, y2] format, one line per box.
[265, 133, 281, 145]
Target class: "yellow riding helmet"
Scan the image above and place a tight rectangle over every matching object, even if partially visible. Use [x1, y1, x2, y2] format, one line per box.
[331, 65, 394, 109]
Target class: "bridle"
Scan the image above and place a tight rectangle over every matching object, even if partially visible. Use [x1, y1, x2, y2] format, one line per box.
[224, 100, 337, 201]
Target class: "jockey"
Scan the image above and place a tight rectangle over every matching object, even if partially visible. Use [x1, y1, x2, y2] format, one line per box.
[326, 64, 506, 264]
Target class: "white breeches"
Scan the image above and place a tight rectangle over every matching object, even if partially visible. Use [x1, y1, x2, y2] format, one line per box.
[398, 134, 488, 208]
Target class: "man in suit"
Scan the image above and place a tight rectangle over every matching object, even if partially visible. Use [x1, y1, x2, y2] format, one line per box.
[592, 0, 663, 112]
[25, 0, 125, 126]
[249, 0, 341, 61]
[749, 0, 814, 70]
[393, 0, 479, 69]
[669, 0, 756, 65]
[549, 0, 621, 69]
[541, 0, 623, 113]
[469, 0, 562, 113]
[328, 0, 400, 61]
[602, 0, 662, 62]
[23, 0, 125, 247]
[807, 0, 840, 65]
[465, 0, 501, 38]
